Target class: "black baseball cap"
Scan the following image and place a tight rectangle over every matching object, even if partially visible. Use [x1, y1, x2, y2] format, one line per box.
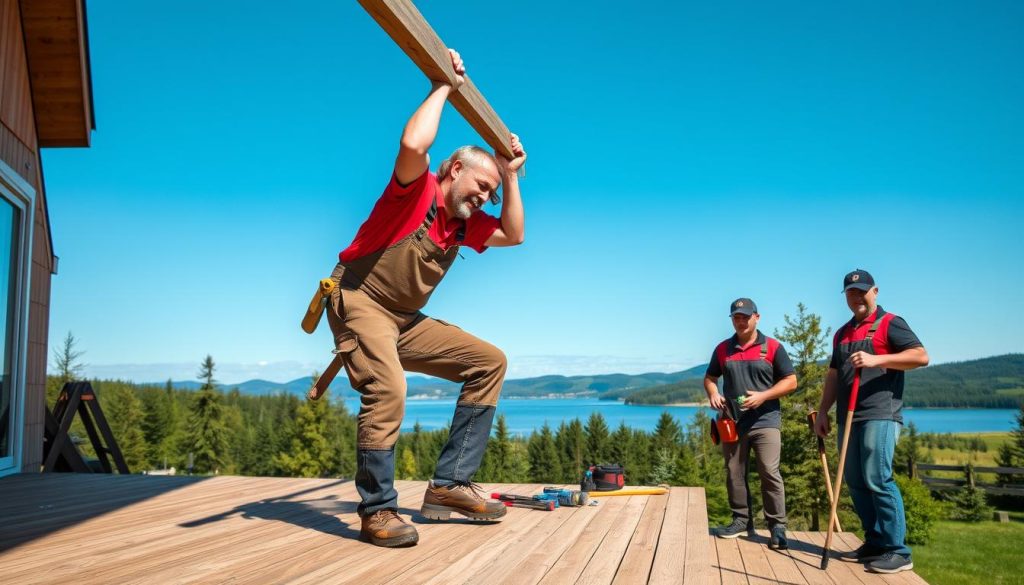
[843, 269, 876, 292]
[729, 298, 757, 316]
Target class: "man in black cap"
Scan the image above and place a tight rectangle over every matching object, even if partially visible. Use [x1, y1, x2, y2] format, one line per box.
[814, 270, 929, 574]
[704, 298, 797, 549]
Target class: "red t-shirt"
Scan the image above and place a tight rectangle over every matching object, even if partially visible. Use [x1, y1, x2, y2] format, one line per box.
[339, 171, 501, 262]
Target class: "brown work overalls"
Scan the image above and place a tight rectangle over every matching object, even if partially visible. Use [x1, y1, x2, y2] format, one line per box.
[326, 198, 506, 516]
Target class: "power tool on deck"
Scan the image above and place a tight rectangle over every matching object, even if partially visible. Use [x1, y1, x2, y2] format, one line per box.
[542, 487, 589, 507]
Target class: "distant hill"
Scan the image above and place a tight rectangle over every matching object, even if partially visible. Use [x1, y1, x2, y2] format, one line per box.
[155, 363, 710, 400]
[904, 353, 1024, 408]
[624, 354, 1024, 408]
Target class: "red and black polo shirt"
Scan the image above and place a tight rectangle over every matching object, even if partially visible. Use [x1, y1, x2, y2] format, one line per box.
[830, 306, 923, 425]
[705, 331, 795, 433]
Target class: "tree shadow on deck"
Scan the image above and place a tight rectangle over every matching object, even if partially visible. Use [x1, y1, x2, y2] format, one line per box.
[179, 480, 431, 542]
[0, 473, 216, 553]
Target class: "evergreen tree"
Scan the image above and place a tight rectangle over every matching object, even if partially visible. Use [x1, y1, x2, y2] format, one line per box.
[52, 331, 87, 387]
[273, 393, 335, 477]
[527, 423, 561, 482]
[397, 446, 418, 480]
[629, 429, 654, 484]
[49, 331, 86, 408]
[651, 412, 682, 453]
[584, 412, 611, 464]
[650, 448, 677, 485]
[140, 385, 173, 467]
[249, 407, 280, 476]
[478, 415, 529, 482]
[608, 423, 633, 476]
[104, 384, 149, 472]
[894, 421, 924, 477]
[774, 303, 840, 530]
[558, 419, 586, 480]
[186, 356, 229, 473]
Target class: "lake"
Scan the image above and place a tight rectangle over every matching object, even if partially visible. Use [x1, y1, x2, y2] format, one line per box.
[339, 397, 1020, 436]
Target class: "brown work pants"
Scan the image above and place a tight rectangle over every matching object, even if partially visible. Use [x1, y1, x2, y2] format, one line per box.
[722, 427, 787, 527]
[328, 286, 506, 450]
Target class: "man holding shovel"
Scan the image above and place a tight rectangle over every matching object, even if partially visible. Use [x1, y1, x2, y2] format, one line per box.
[814, 269, 929, 574]
[704, 298, 798, 549]
[326, 49, 527, 547]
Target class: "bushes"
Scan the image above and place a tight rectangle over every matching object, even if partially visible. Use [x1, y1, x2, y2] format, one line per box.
[948, 484, 993, 522]
[896, 475, 947, 544]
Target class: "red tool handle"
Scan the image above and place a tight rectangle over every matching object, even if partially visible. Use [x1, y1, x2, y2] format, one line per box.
[847, 369, 862, 412]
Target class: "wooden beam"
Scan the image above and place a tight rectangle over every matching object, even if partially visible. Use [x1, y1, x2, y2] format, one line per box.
[357, 0, 515, 159]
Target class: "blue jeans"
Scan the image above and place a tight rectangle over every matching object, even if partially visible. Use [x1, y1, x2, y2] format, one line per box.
[433, 404, 495, 486]
[841, 419, 911, 558]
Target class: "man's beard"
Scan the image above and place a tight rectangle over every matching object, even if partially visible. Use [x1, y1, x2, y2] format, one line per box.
[453, 198, 473, 220]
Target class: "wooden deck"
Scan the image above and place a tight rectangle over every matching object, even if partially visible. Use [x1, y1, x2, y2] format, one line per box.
[0, 474, 927, 584]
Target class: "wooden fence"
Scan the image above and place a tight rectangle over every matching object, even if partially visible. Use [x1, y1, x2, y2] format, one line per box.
[915, 463, 1024, 496]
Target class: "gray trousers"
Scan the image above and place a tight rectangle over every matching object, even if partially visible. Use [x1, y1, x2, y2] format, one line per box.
[721, 427, 787, 527]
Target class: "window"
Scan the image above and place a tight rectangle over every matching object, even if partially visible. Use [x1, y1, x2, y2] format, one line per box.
[0, 160, 33, 475]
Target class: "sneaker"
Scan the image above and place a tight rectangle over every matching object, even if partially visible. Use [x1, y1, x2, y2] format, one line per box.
[359, 509, 419, 547]
[838, 543, 885, 563]
[715, 518, 751, 539]
[867, 552, 914, 574]
[421, 480, 507, 522]
[768, 525, 788, 550]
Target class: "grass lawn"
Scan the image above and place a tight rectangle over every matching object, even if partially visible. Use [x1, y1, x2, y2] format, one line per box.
[914, 519, 1024, 585]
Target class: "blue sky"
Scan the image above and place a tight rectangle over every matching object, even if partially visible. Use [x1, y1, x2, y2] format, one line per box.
[43, 1, 1023, 384]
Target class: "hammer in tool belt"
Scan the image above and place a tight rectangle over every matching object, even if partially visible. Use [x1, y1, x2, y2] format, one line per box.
[301, 278, 344, 401]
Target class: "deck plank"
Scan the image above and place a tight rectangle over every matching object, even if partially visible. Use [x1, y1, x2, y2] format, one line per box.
[784, 531, 841, 585]
[756, 530, 808, 585]
[647, 488, 689, 585]
[505, 493, 630, 585]
[735, 530, 780, 585]
[610, 490, 669, 585]
[715, 535, 749, 585]
[575, 496, 648, 585]
[0, 476, 929, 585]
[495, 493, 630, 585]
[338, 482, 526, 585]
[682, 488, 715, 585]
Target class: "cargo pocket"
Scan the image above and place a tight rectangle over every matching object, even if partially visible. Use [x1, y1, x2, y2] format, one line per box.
[335, 332, 374, 389]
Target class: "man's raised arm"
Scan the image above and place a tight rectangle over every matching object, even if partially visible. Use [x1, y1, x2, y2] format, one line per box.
[486, 133, 527, 247]
[394, 49, 465, 185]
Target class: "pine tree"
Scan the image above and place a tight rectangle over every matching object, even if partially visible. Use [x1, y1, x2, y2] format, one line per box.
[105, 384, 149, 472]
[397, 446, 418, 480]
[650, 448, 677, 485]
[609, 423, 633, 474]
[273, 393, 335, 478]
[774, 303, 840, 530]
[140, 385, 172, 467]
[527, 423, 561, 482]
[584, 412, 611, 465]
[52, 331, 86, 386]
[558, 419, 586, 479]
[894, 421, 924, 477]
[478, 415, 529, 482]
[186, 356, 229, 474]
[49, 331, 86, 408]
[997, 403, 1024, 486]
[652, 412, 682, 453]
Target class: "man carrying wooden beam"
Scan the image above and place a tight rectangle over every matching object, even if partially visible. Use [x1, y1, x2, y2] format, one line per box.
[325, 49, 526, 547]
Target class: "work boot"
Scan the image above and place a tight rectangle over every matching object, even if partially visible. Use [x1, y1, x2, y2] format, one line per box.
[359, 509, 418, 547]
[421, 480, 507, 522]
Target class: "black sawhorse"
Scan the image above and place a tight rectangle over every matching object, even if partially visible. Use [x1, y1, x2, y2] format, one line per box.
[42, 381, 129, 473]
